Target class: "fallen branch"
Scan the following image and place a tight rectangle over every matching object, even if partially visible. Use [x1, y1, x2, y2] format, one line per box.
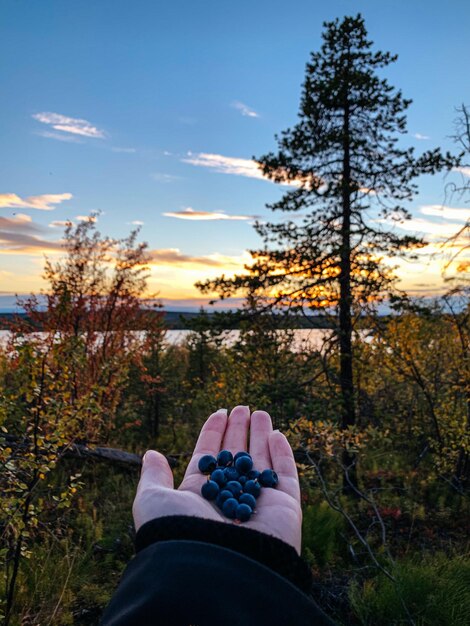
[64, 443, 144, 467]
[1, 433, 179, 469]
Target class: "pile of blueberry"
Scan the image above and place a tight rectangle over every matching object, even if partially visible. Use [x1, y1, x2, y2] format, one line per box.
[198, 449, 278, 523]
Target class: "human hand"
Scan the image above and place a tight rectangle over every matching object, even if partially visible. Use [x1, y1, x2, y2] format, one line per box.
[132, 406, 302, 553]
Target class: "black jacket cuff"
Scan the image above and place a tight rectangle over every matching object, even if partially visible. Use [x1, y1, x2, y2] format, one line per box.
[135, 515, 312, 594]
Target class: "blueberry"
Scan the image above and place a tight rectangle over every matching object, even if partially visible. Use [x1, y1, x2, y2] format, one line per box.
[216, 489, 233, 509]
[220, 489, 233, 501]
[223, 466, 240, 482]
[236, 503, 252, 522]
[235, 455, 253, 474]
[226, 480, 243, 497]
[201, 480, 219, 500]
[234, 451, 251, 462]
[211, 468, 227, 487]
[239, 493, 257, 511]
[238, 475, 247, 486]
[222, 497, 238, 519]
[247, 469, 260, 481]
[259, 469, 279, 488]
[198, 455, 217, 474]
[244, 479, 261, 498]
[217, 449, 233, 467]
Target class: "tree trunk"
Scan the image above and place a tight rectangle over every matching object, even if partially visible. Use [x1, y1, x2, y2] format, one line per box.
[339, 83, 358, 495]
[450, 304, 470, 488]
[453, 391, 470, 488]
[151, 392, 161, 439]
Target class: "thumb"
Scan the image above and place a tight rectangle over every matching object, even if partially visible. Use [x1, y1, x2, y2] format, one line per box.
[138, 450, 174, 490]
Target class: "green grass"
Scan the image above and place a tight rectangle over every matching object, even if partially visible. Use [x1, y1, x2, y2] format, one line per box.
[349, 554, 470, 626]
[302, 501, 346, 568]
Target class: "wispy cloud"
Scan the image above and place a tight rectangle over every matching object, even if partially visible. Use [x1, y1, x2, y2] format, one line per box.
[358, 186, 377, 195]
[231, 101, 259, 118]
[183, 152, 305, 188]
[163, 207, 257, 221]
[37, 131, 83, 143]
[32, 112, 105, 139]
[49, 220, 71, 228]
[0, 192, 72, 211]
[111, 147, 136, 153]
[413, 133, 430, 140]
[131, 220, 145, 226]
[151, 173, 180, 183]
[454, 166, 470, 178]
[420, 205, 470, 222]
[183, 152, 264, 180]
[148, 248, 246, 268]
[385, 216, 464, 239]
[76, 214, 98, 222]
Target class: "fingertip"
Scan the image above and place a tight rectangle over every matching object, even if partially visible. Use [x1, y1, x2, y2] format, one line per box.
[140, 449, 174, 489]
[231, 404, 250, 414]
[268, 429, 289, 448]
[250, 411, 273, 438]
[268, 430, 297, 471]
[142, 449, 161, 465]
[250, 410, 273, 435]
[222, 405, 251, 454]
[249, 410, 273, 470]
[206, 408, 229, 430]
[251, 409, 272, 423]
[268, 431, 300, 503]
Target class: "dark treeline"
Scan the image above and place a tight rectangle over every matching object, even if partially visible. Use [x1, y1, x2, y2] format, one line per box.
[0, 310, 337, 331]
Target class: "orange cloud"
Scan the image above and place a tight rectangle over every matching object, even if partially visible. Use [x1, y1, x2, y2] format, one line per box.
[147, 248, 246, 268]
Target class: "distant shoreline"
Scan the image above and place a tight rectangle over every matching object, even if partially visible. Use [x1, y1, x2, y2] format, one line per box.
[0, 310, 341, 331]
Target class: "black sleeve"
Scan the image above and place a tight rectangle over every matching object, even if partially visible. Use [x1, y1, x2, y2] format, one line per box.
[100, 515, 335, 626]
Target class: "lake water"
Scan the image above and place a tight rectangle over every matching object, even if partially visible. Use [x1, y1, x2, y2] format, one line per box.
[163, 328, 336, 352]
[0, 328, 338, 353]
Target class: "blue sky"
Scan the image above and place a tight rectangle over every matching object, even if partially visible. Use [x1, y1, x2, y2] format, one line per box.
[1, 0, 469, 309]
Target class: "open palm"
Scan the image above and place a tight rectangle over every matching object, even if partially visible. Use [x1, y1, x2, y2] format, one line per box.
[133, 406, 302, 553]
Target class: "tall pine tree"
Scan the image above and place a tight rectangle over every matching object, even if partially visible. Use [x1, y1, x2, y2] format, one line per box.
[198, 14, 457, 446]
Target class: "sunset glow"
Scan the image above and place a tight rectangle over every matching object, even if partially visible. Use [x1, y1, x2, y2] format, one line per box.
[1, 0, 469, 311]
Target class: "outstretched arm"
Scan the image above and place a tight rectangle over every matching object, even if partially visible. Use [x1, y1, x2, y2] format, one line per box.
[101, 407, 334, 626]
